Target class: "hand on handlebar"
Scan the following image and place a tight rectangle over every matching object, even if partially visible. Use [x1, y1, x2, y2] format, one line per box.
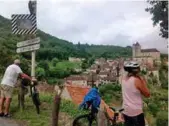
[31, 78, 38, 85]
[117, 113, 125, 123]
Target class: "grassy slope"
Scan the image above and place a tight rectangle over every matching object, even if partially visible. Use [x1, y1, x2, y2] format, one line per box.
[10, 92, 87, 126]
[54, 61, 81, 70]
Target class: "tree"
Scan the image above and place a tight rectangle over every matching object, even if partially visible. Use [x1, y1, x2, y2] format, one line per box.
[37, 60, 49, 77]
[152, 75, 158, 85]
[81, 59, 89, 69]
[146, 1, 168, 38]
[141, 70, 147, 75]
[36, 67, 46, 80]
[52, 58, 59, 66]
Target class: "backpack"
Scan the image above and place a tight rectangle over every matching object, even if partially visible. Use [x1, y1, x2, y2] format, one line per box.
[79, 88, 101, 113]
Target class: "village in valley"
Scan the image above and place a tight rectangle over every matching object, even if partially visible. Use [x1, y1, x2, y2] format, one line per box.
[63, 42, 162, 88]
[0, 0, 168, 126]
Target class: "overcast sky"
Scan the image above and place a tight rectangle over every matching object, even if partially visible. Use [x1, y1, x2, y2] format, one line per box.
[0, 0, 168, 53]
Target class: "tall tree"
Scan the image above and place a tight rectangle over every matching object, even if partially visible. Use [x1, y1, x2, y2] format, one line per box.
[146, 1, 168, 39]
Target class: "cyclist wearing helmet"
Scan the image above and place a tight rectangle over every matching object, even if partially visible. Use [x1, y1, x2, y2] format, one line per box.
[121, 61, 150, 126]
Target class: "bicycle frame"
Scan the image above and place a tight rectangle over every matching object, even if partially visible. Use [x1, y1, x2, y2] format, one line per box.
[109, 107, 124, 126]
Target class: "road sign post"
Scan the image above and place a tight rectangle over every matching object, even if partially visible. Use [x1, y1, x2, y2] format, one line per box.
[29, 0, 37, 79]
[12, 0, 41, 114]
[12, 0, 38, 80]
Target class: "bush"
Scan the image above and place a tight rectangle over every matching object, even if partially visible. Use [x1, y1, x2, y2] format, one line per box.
[36, 67, 46, 80]
[156, 111, 168, 126]
[161, 79, 168, 89]
[141, 70, 147, 75]
[99, 83, 121, 104]
[51, 58, 59, 66]
[47, 78, 58, 85]
[60, 100, 88, 117]
[148, 103, 159, 116]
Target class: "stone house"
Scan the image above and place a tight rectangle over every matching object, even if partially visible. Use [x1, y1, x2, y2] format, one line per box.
[133, 56, 154, 67]
[95, 58, 106, 65]
[65, 75, 88, 86]
[98, 71, 109, 78]
[101, 76, 117, 84]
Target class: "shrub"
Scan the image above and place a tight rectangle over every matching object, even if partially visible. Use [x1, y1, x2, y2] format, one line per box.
[148, 103, 159, 116]
[36, 67, 46, 80]
[156, 111, 168, 126]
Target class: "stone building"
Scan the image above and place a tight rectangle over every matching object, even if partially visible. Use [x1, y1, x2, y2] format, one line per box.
[132, 42, 160, 60]
[132, 42, 161, 66]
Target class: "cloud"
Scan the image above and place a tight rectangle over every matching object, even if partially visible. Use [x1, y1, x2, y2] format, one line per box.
[138, 27, 168, 53]
[0, 0, 167, 53]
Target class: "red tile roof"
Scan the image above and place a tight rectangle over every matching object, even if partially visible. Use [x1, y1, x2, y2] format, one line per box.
[66, 84, 90, 105]
[64, 84, 114, 118]
[141, 48, 159, 52]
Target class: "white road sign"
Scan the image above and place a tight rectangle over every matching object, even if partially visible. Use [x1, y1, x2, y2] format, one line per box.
[17, 37, 40, 48]
[17, 44, 40, 53]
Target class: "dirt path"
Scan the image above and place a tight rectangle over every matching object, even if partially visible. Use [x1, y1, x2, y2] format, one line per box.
[0, 118, 19, 126]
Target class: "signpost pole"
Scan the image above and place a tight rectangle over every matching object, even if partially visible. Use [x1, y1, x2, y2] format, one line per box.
[31, 50, 36, 79]
[29, 0, 37, 80]
[12, 0, 39, 113]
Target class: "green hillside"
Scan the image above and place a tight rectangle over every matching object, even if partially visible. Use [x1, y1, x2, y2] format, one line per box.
[0, 15, 131, 77]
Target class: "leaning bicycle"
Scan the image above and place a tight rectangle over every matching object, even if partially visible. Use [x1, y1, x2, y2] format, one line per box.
[30, 80, 41, 114]
[73, 105, 98, 126]
[73, 106, 124, 126]
[18, 78, 41, 114]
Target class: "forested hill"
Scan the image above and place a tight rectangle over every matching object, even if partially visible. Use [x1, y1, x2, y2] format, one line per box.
[0, 15, 131, 73]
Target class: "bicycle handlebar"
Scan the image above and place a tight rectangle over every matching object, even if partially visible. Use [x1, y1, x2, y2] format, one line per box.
[109, 107, 124, 113]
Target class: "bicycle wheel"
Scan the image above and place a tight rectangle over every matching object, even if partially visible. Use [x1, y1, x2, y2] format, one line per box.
[32, 88, 41, 114]
[73, 114, 97, 126]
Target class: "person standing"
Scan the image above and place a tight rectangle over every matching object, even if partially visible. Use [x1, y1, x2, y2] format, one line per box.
[121, 61, 150, 126]
[0, 59, 31, 117]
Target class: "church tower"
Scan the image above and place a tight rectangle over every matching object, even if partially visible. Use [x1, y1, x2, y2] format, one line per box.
[132, 42, 141, 58]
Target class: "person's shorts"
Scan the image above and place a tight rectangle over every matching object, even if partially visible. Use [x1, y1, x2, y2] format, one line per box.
[0, 85, 14, 98]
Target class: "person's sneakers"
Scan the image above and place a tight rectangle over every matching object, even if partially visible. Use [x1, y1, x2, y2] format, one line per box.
[3, 113, 11, 118]
[0, 113, 4, 117]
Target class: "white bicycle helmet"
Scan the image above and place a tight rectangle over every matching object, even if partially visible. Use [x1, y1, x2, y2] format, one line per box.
[124, 61, 140, 73]
[124, 61, 140, 68]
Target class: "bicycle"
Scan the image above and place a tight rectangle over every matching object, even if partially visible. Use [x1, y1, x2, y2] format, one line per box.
[30, 81, 41, 114]
[18, 78, 41, 114]
[73, 106, 124, 126]
[73, 106, 98, 126]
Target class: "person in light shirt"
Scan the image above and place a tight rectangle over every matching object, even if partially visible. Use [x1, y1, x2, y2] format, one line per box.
[121, 61, 150, 126]
[0, 59, 31, 117]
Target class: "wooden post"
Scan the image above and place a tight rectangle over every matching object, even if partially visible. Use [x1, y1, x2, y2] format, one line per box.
[18, 80, 25, 110]
[52, 86, 63, 126]
[52, 95, 61, 126]
[20, 86, 25, 110]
